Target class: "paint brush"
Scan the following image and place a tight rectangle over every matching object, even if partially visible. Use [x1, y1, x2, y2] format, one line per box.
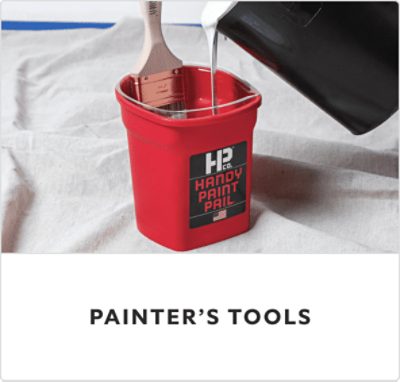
[131, 0, 186, 116]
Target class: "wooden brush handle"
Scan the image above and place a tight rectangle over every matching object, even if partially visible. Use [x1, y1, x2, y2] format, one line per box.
[133, 0, 182, 76]
[141, 1, 164, 45]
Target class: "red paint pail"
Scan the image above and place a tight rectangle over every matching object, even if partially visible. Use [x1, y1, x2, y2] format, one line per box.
[115, 65, 261, 251]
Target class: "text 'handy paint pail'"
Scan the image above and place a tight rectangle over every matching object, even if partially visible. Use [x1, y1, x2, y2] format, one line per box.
[115, 65, 261, 251]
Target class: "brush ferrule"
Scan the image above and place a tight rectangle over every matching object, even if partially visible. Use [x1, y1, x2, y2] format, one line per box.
[131, 68, 185, 108]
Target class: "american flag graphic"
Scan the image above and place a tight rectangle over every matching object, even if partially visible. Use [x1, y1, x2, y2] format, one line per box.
[213, 209, 227, 222]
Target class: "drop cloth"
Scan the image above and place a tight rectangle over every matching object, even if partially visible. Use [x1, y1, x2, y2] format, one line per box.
[2, 18, 398, 253]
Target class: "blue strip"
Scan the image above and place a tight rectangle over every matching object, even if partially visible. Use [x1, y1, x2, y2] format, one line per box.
[2, 21, 115, 30]
[171, 23, 202, 27]
[1, 20, 202, 31]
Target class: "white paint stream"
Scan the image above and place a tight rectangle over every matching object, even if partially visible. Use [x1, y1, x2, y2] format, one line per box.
[201, 1, 236, 113]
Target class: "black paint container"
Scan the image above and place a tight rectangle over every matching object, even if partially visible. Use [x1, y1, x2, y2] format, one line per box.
[217, 2, 398, 134]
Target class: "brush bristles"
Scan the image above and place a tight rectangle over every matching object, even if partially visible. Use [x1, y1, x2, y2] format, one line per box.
[158, 101, 186, 119]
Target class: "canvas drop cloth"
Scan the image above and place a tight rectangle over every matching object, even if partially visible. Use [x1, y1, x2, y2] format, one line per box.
[2, 18, 399, 253]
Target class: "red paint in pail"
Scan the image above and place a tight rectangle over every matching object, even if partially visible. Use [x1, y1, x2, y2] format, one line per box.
[115, 65, 261, 251]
